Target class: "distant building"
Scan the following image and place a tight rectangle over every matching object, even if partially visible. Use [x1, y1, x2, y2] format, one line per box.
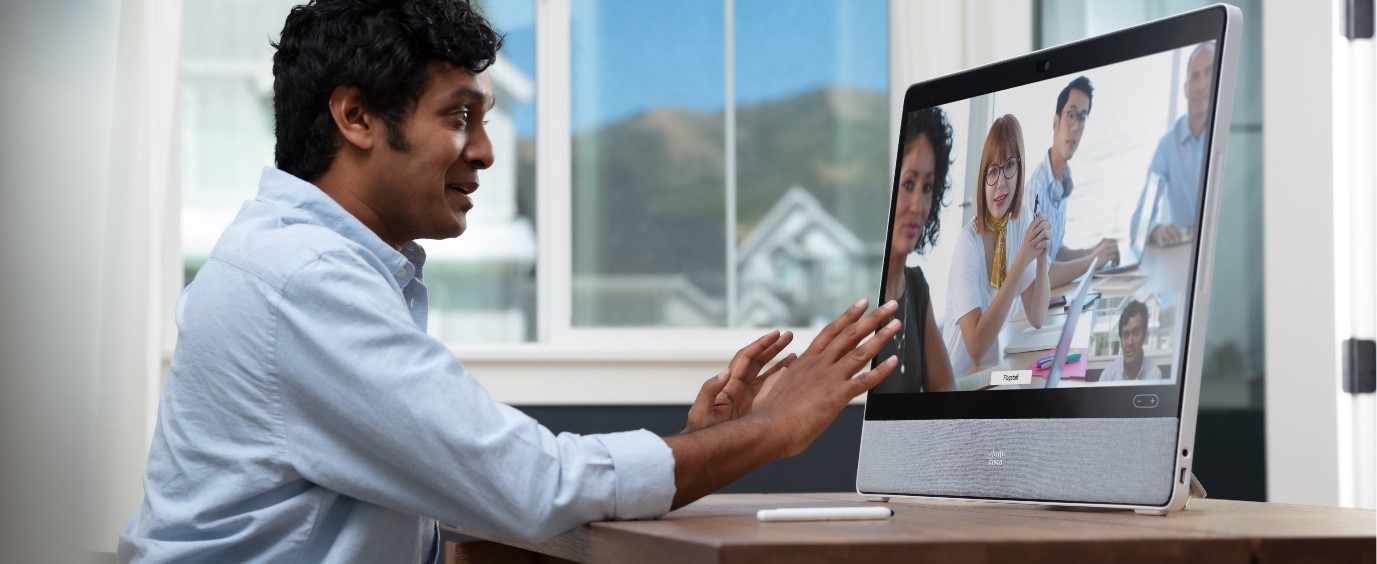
[572, 186, 880, 328]
[736, 187, 881, 327]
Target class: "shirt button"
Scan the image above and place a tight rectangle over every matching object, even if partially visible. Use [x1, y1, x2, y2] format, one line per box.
[396, 267, 407, 277]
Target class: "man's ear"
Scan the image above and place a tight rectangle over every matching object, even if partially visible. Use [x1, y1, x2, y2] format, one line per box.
[327, 85, 376, 151]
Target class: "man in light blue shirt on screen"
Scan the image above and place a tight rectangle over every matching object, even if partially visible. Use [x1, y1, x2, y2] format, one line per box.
[117, 1, 903, 562]
[1132, 42, 1216, 249]
[1014, 75, 1119, 288]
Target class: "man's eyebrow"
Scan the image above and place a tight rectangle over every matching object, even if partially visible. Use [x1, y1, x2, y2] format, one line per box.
[445, 85, 496, 111]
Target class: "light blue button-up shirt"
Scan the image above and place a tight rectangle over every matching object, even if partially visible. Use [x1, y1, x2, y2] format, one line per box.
[1012, 150, 1071, 262]
[1131, 116, 1207, 247]
[119, 167, 676, 563]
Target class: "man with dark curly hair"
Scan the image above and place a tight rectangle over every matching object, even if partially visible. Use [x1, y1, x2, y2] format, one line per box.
[118, 1, 901, 561]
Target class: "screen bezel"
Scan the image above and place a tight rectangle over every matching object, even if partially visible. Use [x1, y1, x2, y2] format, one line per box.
[864, 6, 1230, 423]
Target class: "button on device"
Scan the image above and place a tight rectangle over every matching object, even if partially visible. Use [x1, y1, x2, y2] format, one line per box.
[1133, 394, 1160, 408]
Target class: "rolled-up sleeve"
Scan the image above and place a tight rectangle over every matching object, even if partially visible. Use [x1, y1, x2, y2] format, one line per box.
[274, 250, 675, 541]
[592, 431, 676, 520]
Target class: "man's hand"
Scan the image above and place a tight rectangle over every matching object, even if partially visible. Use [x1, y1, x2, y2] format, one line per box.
[684, 330, 796, 433]
[1150, 223, 1187, 246]
[663, 298, 903, 509]
[745, 299, 902, 458]
[1093, 238, 1120, 267]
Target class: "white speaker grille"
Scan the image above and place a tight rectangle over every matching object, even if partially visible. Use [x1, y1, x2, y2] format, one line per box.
[857, 418, 1178, 505]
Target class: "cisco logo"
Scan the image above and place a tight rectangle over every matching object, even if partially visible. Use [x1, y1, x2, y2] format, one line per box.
[987, 450, 1006, 466]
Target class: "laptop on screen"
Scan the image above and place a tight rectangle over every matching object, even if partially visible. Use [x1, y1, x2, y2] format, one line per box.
[858, 4, 1239, 515]
[1045, 256, 1098, 389]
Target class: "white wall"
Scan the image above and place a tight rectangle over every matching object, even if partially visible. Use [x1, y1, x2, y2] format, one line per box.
[1263, 0, 1376, 508]
[0, 1, 122, 560]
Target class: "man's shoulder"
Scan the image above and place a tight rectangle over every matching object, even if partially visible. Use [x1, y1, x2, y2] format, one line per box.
[1144, 361, 1164, 380]
[1100, 358, 1125, 380]
[1158, 117, 1191, 150]
[206, 201, 377, 293]
[1022, 155, 1056, 206]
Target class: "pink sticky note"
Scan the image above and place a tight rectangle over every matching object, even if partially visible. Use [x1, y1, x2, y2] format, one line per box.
[1029, 348, 1088, 379]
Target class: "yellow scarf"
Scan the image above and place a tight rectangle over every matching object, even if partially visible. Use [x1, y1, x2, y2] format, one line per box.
[987, 213, 1010, 289]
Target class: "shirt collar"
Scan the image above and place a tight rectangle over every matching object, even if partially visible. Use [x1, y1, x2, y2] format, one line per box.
[256, 166, 423, 286]
[1041, 150, 1072, 203]
[1175, 116, 1205, 147]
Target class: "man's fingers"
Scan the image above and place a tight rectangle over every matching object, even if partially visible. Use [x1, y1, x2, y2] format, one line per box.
[728, 330, 781, 380]
[750, 353, 797, 395]
[823, 301, 899, 362]
[1170, 225, 1186, 244]
[731, 330, 793, 380]
[803, 298, 869, 357]
[848, 355, 900, 398]
[695, 370, 729, 408]
[838, 316, 903, 373]
[716, 378, 751, 417]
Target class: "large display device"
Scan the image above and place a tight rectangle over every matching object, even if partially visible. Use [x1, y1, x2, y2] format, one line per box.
[857, 4, 1240, 515]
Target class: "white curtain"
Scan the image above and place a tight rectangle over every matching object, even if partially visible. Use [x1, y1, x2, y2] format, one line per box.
[86, 0, 184, 552]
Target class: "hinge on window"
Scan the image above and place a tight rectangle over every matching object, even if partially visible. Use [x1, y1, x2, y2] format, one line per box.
[1343, 338, 1376, 394]
[1346, 0, 1374, 39]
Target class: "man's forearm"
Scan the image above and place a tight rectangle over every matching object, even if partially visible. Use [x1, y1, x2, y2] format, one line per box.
[1048, 254, 1093, 288]
[663, 415, 778, 509]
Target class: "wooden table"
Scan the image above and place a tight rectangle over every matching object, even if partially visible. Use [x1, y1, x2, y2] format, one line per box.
[445, 492, 1376, 563]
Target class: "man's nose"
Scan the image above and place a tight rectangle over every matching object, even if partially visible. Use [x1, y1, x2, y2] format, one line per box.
[464, 128, 495, 170]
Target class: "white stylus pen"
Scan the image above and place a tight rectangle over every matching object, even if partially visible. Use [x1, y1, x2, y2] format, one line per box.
[756, 506, 894, 522]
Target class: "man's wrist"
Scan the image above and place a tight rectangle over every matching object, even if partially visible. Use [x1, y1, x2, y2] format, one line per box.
[734, 412, 784, 460]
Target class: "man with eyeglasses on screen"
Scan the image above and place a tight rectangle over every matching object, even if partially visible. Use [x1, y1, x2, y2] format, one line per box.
[1132, 41, 1216, 248]
[116, 1, 903, 562]
[1013, 76, 1119, 289]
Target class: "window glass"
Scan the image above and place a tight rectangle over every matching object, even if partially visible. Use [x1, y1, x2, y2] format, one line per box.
[571, 0, 728, 327]
[733, 0, 889, 327]
[570, 0, 888, 328]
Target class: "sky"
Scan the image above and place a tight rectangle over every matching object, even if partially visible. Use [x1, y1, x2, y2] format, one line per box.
[482, 0, 889, 136]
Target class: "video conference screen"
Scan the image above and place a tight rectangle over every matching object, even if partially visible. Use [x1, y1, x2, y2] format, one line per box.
[871, 41, 1217, 396]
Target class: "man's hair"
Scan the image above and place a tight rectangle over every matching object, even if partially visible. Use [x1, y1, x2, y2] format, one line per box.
[902, 107, 954, 253]
[975, 114, 1025, 233]
[1118, 299, 1150, 336]
[1054, 75, 1094, 116]
[271, 0, 504, 180]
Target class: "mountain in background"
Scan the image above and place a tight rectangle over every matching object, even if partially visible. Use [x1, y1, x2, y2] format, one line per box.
[516, 86, 891, 288]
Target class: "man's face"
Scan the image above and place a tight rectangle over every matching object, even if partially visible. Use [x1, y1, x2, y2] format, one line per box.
[1120, 312, 1146, 367]
[368, 63, 494, 243]
[1053, 88, 1090, 162]
[1185, 45, 1215, 129]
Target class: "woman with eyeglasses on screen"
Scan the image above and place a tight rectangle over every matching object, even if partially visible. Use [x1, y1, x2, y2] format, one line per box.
[943, 114, 1052, 378]
[871, 108, 957, 394]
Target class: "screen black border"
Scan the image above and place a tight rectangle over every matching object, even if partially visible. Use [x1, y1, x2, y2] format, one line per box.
[866, 5, 1229, 422]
